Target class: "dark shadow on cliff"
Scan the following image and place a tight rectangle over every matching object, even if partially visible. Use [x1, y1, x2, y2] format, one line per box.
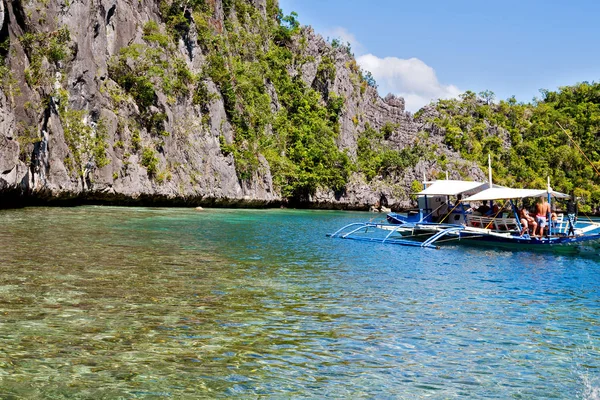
[0, 1, 9, 60]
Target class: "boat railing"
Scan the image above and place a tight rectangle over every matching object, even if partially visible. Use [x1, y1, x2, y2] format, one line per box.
[553, 213, 565, 233]
[466, 215, 519, 231]
[467, 212, 598, 236]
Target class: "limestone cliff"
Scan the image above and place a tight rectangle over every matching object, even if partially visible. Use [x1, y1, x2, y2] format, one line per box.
[0, 0, 483, 209]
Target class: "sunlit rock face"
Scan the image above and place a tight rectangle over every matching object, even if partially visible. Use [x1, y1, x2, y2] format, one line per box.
[0, 0, 481, 209]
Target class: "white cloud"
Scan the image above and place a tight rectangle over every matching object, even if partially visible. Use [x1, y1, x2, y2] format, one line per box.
[356, 54, 461, 113]
[323, 27, 365, 56]
[320, 26, 461, 112]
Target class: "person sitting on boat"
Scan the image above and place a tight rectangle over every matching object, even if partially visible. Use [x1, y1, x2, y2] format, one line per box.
[454, 195, 472, 214]
[549, 203, 562, 229]
[551, 212, 558, 229]
[474, 203, 490, 216]
[535, 197, 551, 237]
[519, 207, 537, 237]
[486, 203, 500, 216]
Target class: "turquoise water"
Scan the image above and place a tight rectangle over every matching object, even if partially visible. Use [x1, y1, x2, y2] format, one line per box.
[0, 206, 599, 399]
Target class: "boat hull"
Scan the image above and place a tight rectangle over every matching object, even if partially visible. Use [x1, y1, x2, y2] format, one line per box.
[448, 232, 600, 254]
[383, 222, 600, 253]
[330, 217, 600, 254]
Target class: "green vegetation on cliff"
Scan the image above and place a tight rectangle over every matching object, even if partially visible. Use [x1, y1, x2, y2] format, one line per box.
[10, 0, 600, 209]
[20, 26, 71, 88]
[128, 1, 600, 207]
[422, 82, 600, 212]
[5, 0, 425, 198]
[357, 122, 426, 181]
[151, 0, 355, 198]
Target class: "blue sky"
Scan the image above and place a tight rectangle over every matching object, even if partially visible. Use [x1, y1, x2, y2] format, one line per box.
[279, 0, 600, 112]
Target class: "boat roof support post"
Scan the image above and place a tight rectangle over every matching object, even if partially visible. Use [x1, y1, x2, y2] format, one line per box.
[488, 154, 493, 188]
[547, 176, 552, 236]
[510, 199, 523, 233]
[422, 173, 428, 223]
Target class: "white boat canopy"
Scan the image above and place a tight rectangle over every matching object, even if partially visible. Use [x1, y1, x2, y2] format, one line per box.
[463, 187, 570, 202]
[417, 180, 489, 196]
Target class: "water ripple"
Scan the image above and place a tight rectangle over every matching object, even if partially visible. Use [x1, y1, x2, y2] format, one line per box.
[0, 207, 598, 398]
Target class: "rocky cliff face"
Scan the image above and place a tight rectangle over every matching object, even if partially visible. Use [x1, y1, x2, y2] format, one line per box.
[0, 0, 483, 209]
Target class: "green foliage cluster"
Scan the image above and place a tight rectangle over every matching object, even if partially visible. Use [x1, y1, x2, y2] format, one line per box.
[131, 128, 142, 152]
[167, 0, 352, 197]
[0, 36, 9, 61]
[329, 38, 353, 58]
[410, 180, 423, 202]
[108, 40, 192, 110]
[93, 119, 111, 169]
[108, 1, 389, 198]
[141, 147, 159, 176]
[159, 0, 209, 39]
[362, 70, 377, 89]
[273, 10, 300, 44]
[0, 37, 18, 96]
[357, 123, 425, 181]
[108, 45, 158, 108]
[192, 80, 217, 111]
[107, 18, 198, 181]
[108, 21, 195, 141]
[315, 55, 336, 86]
[15, 124, 40, 163]
[345, 59, 375, 94]
[58, 93, 110, 177]
[425, 83, 600, 212]
[142, 20, 171, 48]
[268, 75, 352, 197]
[19, 26, 70, 87]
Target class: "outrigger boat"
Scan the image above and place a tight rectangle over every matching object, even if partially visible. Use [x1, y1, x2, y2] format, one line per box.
[329, 158, 600, 252]
[330, 181, 600, 251]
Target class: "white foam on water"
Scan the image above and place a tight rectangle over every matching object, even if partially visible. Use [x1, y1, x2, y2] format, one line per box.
[573, 336, 600, 400]
[581, 373, 600, 400]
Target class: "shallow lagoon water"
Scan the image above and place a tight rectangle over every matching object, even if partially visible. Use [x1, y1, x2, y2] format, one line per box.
[0, 206, 599, 398]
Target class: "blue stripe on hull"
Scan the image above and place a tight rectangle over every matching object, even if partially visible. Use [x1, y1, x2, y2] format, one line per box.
[444, 232, 600, 253]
